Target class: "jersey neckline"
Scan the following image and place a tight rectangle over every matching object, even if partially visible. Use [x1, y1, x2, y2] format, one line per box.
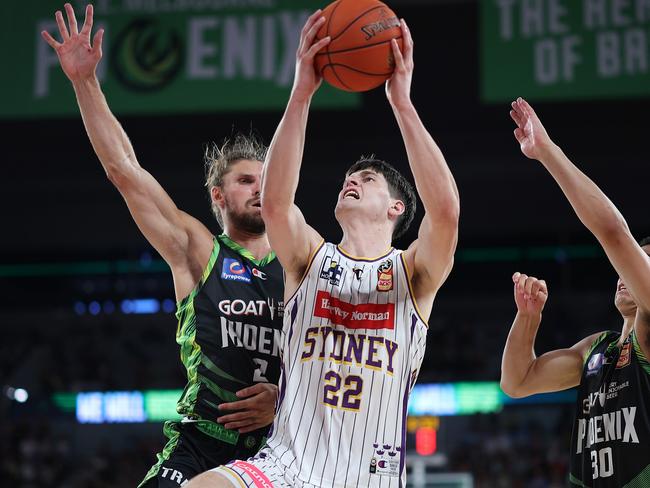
[335, 244, 395, 262]
[217, 234, 276, 267]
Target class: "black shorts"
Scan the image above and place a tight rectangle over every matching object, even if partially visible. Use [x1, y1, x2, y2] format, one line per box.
[138, 421, 268, 488]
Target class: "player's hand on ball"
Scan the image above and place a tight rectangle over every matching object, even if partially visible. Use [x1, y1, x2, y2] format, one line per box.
[512, 272, 548, 316]
[291, 10, 331, 103]
[217, 383, 278, 434]
[41, 3, 104, 82]
[386, 19, 413, 111]
[510, 98, 555, 161]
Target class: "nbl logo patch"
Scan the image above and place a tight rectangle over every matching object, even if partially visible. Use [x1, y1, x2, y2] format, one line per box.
[221, 258, 252, 283]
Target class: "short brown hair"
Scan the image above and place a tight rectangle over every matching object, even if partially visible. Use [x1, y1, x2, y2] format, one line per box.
[204, 133, 267, 227]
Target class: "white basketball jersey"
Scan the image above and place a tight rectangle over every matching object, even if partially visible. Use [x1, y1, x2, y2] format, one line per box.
[264, 242, 429, 487]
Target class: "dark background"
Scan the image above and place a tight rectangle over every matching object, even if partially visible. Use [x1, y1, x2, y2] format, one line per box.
[2, 0, 648, 487]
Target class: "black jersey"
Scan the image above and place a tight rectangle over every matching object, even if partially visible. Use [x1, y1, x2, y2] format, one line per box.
[569, 330, 650, 487]
[175, 234, 283, 443]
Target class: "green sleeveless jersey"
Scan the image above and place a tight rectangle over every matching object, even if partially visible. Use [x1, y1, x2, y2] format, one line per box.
[174, 234, 284, 447]
[570, 330, 650, 487]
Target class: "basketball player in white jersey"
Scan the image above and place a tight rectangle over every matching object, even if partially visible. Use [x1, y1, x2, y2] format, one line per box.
[186, 10, 459, 488]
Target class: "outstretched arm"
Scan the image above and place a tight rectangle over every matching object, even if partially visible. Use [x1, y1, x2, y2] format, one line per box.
[42, 4, 212, 300]
[510, 98, 650, 318]
[500, 272, 601, 397]
[390, 21, 460, 316]
[261, 11, 329, 296]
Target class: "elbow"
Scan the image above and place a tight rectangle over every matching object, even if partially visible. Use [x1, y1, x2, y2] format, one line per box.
[437, 200, 460, 228]
[593, 210, 629, 244]
[104, 154, 138, 191]
[499, 378, 527, 399]
[106, 168, 126, 188]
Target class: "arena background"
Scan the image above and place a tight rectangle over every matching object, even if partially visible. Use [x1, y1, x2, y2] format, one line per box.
[2, 0, 649, 486]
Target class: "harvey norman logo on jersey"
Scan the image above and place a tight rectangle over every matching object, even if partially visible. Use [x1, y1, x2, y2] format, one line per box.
[313, 291, 395, 329]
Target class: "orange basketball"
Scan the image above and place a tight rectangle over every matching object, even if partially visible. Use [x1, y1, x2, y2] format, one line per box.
[314, 0, 403, 92]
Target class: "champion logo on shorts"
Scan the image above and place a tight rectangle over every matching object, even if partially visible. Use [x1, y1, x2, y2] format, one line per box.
[231, 461, 274, 488]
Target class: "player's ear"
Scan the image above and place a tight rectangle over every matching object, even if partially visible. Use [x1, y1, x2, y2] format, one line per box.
[388, 199, 405, 219]
[212, 186, 225, 210]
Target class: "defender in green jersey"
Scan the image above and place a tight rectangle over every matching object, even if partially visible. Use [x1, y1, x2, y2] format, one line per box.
[43, 4, 282, 486]
[501, 99, 650, 487]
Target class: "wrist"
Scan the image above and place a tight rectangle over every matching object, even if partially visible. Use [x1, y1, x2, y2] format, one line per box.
[536, 140, 561, 164]
[289, 87, 314, 106]
[72, 75, 101, 93]
[516, 310, 542, 325]
[390, 98, 415, 115]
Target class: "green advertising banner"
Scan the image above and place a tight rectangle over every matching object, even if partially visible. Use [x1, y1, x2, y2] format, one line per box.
[0, 0, 359, 118]
[481, 0, 650, 102]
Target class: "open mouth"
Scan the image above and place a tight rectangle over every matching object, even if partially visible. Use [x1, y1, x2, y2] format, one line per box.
[343, 189, 360, 200]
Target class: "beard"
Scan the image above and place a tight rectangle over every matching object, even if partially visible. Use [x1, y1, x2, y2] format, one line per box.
[225, 201, 266, 235]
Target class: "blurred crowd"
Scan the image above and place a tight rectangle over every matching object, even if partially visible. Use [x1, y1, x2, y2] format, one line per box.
[1, 288, 620, 487]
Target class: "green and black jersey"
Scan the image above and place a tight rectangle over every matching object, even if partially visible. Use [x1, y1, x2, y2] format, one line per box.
[569, 330, 650, 487]
[140, 235, 283, 486]
[175, 234, 283, 441]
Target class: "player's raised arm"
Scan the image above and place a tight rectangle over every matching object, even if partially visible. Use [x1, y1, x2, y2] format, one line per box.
[42, 4, 212, 300]
[510, 98, 650, 318]
[261, 11, 329, 293]
[500, 272, 603, 398]
[388, 21, 460, 315]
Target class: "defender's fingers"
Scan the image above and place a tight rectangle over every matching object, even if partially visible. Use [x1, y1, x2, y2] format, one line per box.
[92, 28, 104, 55]
[64, 3, 79, 36]
[41, 30, 62, 49]
[55, 10, 70, 40]
[223, 419, 256, 430]
[218, 411, 250, 423]
[80, 4, 94, 36]
[512, 272, 521, 283]
[516, 274, 529, 294]
[524, 276, 537, 296]
[539, 279, 548, 295]
[236, 383, 265, 398]
[218, 397, 253, 411]
[514, 128, 525, 144]
[510, 109, 523, 128]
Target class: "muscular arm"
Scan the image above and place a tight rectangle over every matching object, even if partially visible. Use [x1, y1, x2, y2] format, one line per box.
[500, 272, 602, 397]
[43, 4, 212, 300]
[512, 99, 650, 317]
[261, 12, 327, 295]
[73, 77, 212, 270]
[388, 22, 459, 315]
[501, 313, 601, 397]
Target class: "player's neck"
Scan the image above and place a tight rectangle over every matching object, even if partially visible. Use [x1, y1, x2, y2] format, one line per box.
[339, 224, 393, 260]
[222, 225, 271, 260]
[619, 314, 636, 346]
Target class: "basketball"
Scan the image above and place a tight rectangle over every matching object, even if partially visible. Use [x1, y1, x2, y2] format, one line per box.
[314, 0, 403, 92]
